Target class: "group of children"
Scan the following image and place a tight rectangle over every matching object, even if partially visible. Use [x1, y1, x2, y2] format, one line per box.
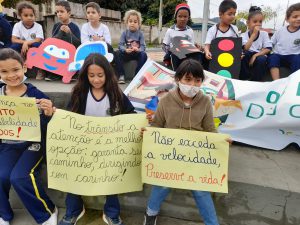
[166, 1, 300, 81]
[0, 1, 300, 225]
[0, 0, 147, 83]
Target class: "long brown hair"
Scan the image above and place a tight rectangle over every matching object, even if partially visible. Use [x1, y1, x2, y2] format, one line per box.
[70, 53, 124, 115]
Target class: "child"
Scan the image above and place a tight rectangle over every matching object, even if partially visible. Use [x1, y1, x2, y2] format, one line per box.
[46, 0, 81, 81]
[0, 14, 12, 48]
[81, 2, 112, 47]
[267, 3, 300, 80]
[0, 49, 57, 225]
[58, 53, 135, 225]
[116, 9, 147, 84]
[52, 0, 81, 48]
[204, 0, 239, 60]
[163, 3, 203, 70]
[11, 1, 43, 56]
[239, 6, 272, 81]
[143, 59, 220, 225]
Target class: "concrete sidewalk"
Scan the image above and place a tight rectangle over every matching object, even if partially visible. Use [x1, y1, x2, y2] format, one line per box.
[11, 208, 203, 225]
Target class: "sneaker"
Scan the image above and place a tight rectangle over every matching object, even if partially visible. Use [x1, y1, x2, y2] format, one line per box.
[118, 75, 125, 84]
[102, 214, 124, 225]
[58, 207, 85, 225]
[143, 213, 157, 225]
[42, 206, 58, 225]
[36, 69, 46, 80]
[45, 75, 61, 81]
[0, 217, 10, 225]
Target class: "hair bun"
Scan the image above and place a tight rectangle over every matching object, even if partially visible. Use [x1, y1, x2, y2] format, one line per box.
[249, 6, 261, 13]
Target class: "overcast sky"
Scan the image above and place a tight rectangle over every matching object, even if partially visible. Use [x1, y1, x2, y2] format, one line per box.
[187, 0, 299, 29]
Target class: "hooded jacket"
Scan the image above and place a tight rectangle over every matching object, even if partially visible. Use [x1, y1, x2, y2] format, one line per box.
[152, 88, 217, 133]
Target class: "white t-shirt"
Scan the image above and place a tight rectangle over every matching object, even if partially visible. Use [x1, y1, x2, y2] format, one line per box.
[163, 25, 195, 48]
[271, 26, 300, 55]
[12, 21, 44, 41]
[205, 24, 239, 44]
[81, 22, 111, 44]
[85, 90, 110, 117]
[241, 30, 272, 53]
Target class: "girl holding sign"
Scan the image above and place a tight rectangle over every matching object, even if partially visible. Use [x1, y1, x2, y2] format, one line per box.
[0, 48, 57, 225]
[58, 53, 135, 225]
[143, 59, 220, 225]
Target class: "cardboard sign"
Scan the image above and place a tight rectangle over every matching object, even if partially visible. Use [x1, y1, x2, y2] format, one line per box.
[47, 109, 148, 196]
[209, 37, 242, 79]
[142, 127, 230, 193]
[170, 36, 201, 59]
[0, 96, 40, 141]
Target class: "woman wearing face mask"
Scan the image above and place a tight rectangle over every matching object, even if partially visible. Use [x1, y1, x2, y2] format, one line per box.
[143, 58, 222, 225]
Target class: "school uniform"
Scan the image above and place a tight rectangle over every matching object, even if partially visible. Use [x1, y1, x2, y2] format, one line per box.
[205, 24, 239, 45]
[64, 90, 135, 219]
[240, 30, 272, 81]
[163, 25, 203, 70]
[52, 22, 81, 48]
[11, 21, 44, 52]
[267, 26, 300, 73]
[0, 83, 55, 223]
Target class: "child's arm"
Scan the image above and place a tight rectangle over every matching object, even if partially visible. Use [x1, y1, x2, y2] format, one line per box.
[244, 27, 259, 51]
[151, 100, 165, 128]
[249, 48, 271, 66]
[36, 99, 55, 117]
[103, 25, 112, 45]
[118, 31, 127, 52]
[202, 100, 217, 133]
[204, 44, 212, 60]
[138, 32, 146, 52]
[80, 23, 90, 43]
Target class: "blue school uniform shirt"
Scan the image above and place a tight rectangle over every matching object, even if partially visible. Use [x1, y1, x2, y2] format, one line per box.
[52, 22, 81, 40]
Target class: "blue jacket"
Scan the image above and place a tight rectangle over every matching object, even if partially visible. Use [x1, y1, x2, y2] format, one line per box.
[0, 15, 12, 48]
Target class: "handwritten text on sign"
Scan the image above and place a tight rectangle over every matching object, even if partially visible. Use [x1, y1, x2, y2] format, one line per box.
[0, 96, 40, 141]
[47, 109, 148, 196]
[142, 127, 229, 193]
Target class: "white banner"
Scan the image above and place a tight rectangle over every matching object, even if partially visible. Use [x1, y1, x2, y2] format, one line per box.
[125, 60, 300, 150]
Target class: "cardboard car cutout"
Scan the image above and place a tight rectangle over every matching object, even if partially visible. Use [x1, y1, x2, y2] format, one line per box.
[26, 38, 76, 83]
[68, 41, 114, 72]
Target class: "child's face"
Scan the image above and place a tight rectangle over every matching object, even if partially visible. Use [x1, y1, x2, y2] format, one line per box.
[176, 9, 189, 28]
[247, 14, 263, 31]
[220, 8, 236, 25]
[87, 64, 106, 90]
[127, 15, 139, 32]
[179, 73, 202, 87]
[20, 8, 35, 27]
[286, 10, 300, 28]
[86, 7, 101, 23]
[0, 59, 26, 87]
[55, 5, 70, 24]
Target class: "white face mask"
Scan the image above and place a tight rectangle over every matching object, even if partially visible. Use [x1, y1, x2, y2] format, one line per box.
[178, 82, 201, 98]
[0, 75, 27, 85]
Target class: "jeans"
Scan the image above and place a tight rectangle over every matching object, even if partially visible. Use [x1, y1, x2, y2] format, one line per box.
[11, 42, 41, 53]
[65, 193, 120, 219]
[147, 185, 219, 225]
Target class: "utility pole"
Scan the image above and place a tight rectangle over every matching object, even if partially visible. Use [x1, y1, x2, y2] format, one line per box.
[201, 0, 210, 45]
[158, 0, 163, 44]
[282, 0, 290, 26]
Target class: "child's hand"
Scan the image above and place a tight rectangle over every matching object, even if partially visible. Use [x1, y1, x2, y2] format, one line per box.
[132, 46, 139, 52]
[205, 51, 212, 60]
[140, 127, 147, 137]
[60, 25, 71, 33]
[225, 138, 233, 145]
[195, 43, 204, 51]
[249, 54, 257, 66]
[125, 48, 133, 53]
[36, 99, 56, 116]
[21, 41, 29, 55]
[146, 113, 154, 124]
[92, 35, 105, 42]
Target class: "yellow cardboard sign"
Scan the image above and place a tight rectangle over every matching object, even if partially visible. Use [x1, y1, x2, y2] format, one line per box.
[142, 127, 230, 193]
[47, 109, 148, 196]
[0, 0, 3, 13]
[0, 96, 40, 142]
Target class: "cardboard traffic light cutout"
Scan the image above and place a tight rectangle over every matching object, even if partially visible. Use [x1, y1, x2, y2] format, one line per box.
[209, 37, 242, 79]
